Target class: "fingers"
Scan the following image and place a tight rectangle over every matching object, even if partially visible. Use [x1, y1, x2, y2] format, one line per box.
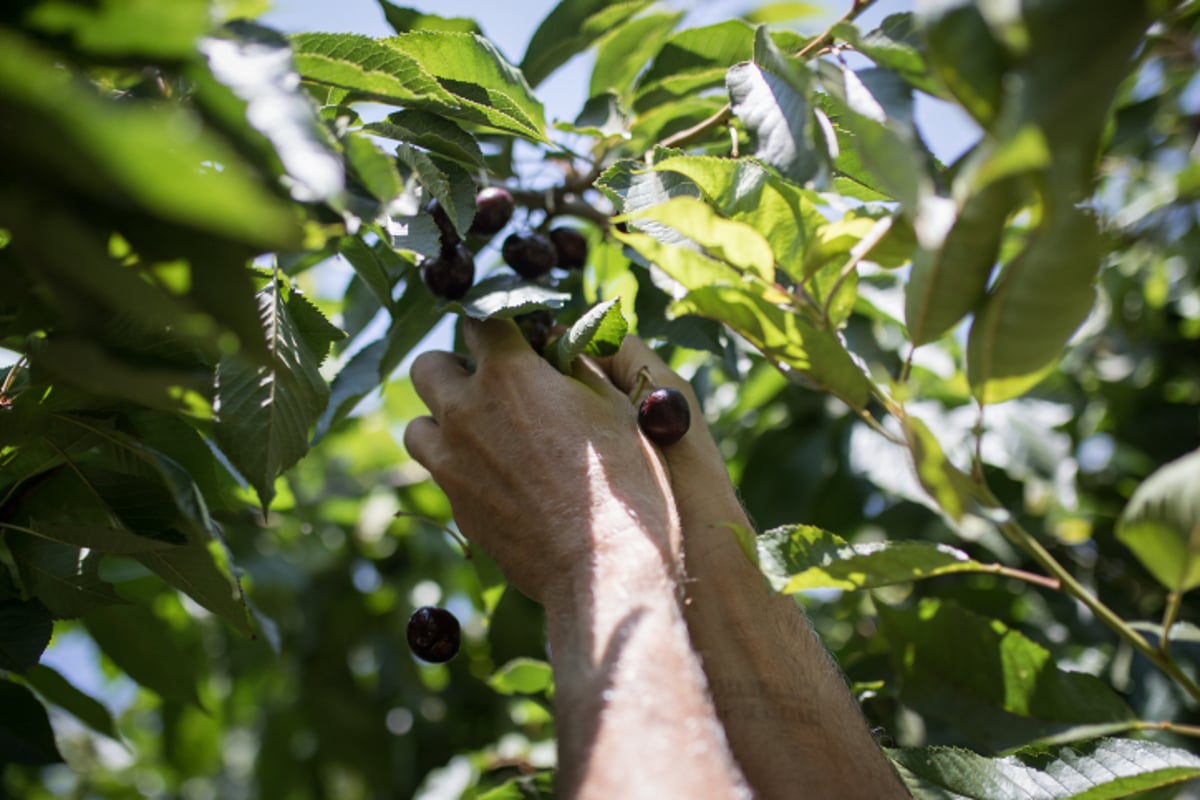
[403, 415, 443, 472]
[409, 350, 470, 419]
[463, 317, 530, 364]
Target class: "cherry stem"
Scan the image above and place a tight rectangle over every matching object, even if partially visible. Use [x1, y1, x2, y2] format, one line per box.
[394, 511, 473, 559]
[629, 366, 655, 404]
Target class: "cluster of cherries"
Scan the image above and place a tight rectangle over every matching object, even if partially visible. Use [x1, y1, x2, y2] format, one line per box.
[406, 188, 692, 665]
[419, 186, 590, 301]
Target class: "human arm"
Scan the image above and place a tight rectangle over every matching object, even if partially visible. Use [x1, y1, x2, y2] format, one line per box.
[601, 336, 910, 800]
[402, 319, 748, 799]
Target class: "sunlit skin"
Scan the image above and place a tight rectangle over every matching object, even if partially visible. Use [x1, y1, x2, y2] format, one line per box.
[404, 318, 909, 799]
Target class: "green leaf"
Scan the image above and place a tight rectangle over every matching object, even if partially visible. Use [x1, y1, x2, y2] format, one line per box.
[289, 32, 456, 107]
[880, 599, 1134, 752]
[286, 290, 346, 368]
[487, 658, 554, 696]
[0, 678, 62, 765]
[214, 281, 331, 511]
[831, 14, 935, 97]
[966, 205, 1102, 404]
[30, 336, 210, 414]
[622, 196, 775, 281]
[906, 175, 1021, 346]
[616, 230, 743, 292]
[0, 30, 300, 251]
[550, 299, 628, 373]
[890, 738, 1200, 800]
[24, 0, 210, 60]
[590, 10, 684, 103]
[338, 235, 398, 313]
[0, 600, 53, 672]
[726, 26, 820, 184]
[394, 145, 477, 239]
[649, 155, 826, 281]
[450, 274, 571, 321]
[743, 3, 822, 24]
[1116, 448, 1200, 593]
[344, 133, 403, 206]
[903, 415, 983, 522]
[364, 110, 486, 170]
[921, 2, 1008, 126]
[200, 21, 344, 203]
[376, 2, 481, 35]
[521, 0, 653, 89]
[384, 31, 547, 142]
[816, 62, 929, 210]
[634, 20, 756, 112]
[313, 275, 444, 441]
[561, 93, 628, 139]
[758, 525, 1008, 593]
[24, 664, 120, 741]
[136, 544, 250, 637]
[669, 284, 871, 409]
[7, 535, 122, 619]
[84, 605, 202, 707]
[28, 523, 177, 555]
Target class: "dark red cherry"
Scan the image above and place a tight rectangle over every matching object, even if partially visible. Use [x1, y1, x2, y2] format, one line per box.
[637, 387, 691, 446]
[407, 606, 461, 663]
[420, 244, 475, 300]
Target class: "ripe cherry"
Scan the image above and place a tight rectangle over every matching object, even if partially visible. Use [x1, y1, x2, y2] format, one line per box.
[502, 232, 558, 279]
[514, 309, 555, 355]
[420, 243, 475, 300]
[407, 606, 461, 663]
[470, 187, 515, 236]
[549, 227, 588, 269]
[638, 387, 691, 446]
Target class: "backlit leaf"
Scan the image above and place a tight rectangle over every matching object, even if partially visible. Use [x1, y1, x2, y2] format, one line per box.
[967, 204, 1101, 404]
[214, 281, 331, 511]
[25, 664, 120, 741]
[757, 525, 1003, 593]
[1116, 448, 1200, 593]
[880, 599, 1134, 752]
[550, 299, 627, 373]
[521, 0, 652, 89]
[84, 605, 202, 707]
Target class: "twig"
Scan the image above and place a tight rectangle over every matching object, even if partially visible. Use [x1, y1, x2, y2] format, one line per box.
[656, 104, 733, 153]
[508, 188, 610, 228]
[797, 0, 878, 61]
[394, 511, 472, 558]
[1160, 589, 1184, 657]
[981, 486, 1200, 704]
[821, 215, 894, 325]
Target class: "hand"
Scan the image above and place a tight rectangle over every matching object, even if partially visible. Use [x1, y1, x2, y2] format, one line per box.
[403, 318, 680, 605]
[597, 335, 748, 546]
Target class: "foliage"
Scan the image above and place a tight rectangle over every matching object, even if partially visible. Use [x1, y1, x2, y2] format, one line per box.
[1, 0, 1200, 797]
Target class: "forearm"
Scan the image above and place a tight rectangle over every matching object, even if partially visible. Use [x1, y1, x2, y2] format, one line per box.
[678, 491, 909, 799]
[543, 525, 748, 800]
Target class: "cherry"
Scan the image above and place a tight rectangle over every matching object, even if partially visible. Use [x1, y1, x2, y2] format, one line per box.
[515, 309, 555, 355]
[501, 232, 557, 279]
[638, 387, 691, 446]
[470, 187, 515, 236]
[549, 227, 588, 269]
[407, 606, 461, 663]
[420, 243, 475, 300]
